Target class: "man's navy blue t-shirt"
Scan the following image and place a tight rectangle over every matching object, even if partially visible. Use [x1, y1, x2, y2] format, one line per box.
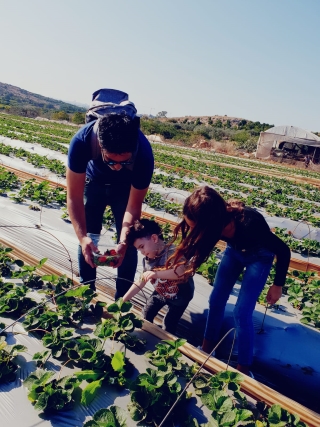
[67, 122, 154, 189]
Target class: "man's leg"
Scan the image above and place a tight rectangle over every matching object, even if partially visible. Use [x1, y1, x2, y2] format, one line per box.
[110, 185, 138, 299]
[202, 246, 243, 353]
[78, 180, 107, 290]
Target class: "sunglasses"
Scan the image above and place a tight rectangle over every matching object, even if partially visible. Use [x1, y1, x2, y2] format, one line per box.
[101, 150, 133, 166]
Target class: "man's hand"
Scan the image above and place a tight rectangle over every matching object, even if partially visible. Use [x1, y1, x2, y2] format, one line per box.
[142, 271, 157, 283]
[113, 242, 127, 268]
[266, 284, 282, 305]
[81, 236, 98, 269]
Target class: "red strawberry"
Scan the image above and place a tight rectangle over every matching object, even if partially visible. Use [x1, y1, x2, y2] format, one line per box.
[110, 249, 117, 255]
[98, 256, 107, 263]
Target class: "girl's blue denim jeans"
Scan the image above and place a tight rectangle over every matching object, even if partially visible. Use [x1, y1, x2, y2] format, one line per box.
[204, 245, 274, 366]
[78, 178, 137, 299]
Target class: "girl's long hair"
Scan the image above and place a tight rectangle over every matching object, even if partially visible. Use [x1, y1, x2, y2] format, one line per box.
[167, 186, 244, 273]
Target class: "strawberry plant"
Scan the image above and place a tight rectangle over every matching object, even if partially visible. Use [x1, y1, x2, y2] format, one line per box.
[12, 257, 48, 289]
[84, 406, 127, 427]
[0, 284, 37, 317]
[75, 350, 133, 406]
[145, 338, 192, 377]
[32, 350, 51, 367]
[41, 273, 73, 295]
[300, 304, 320, 329]
[199, 388, 254, 427]
[0, 167, 20, 193]
[94, 299, 145, 350]
[24, 369, 81, 413]
[61, 206, 71, 222]
[0, 245, 23, 277]
[102, 206, 115, 229]
[128, 366, 190, 426]
[0, 336, 27, 383]
[23, 307, 68, 332]
[197, 251, 221, 284]
[256, 401, 308, 427]
[56, 285, 97, 324]
[41, 326, 74, 357]
[287, 285, 304, 309]
[192, 372, 309, 427]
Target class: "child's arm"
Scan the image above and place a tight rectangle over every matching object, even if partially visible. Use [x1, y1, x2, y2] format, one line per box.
[142, 264, 187, 283]
[122, 279, 146, 302]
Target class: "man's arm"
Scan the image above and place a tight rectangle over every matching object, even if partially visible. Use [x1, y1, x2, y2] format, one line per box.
[66, 167, 97, 268]
[115, 186, 148, 267]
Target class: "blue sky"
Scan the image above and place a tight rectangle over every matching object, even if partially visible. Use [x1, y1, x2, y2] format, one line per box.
[1, 0, 319, 130]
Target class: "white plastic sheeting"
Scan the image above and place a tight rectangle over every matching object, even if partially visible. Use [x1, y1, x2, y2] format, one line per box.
[0, 307, 211, 427]
[0, 135, 320, 411]
[0, 195, 320, 412]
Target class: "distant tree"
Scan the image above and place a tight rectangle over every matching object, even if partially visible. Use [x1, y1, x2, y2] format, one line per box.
[156, 111, 167, 118]
[72, 112, 85, 124]
[238, 120, 247, 129]
[195, 118, 202, 126]
[51, 111, 70, 121]
[213, 119, 223, 128]
[225, 119, 231, 128]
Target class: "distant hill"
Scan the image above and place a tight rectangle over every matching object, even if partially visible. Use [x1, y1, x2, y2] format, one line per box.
[0, 82, 86, 119]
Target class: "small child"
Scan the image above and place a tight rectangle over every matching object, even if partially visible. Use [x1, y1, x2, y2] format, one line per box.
[123, 219, 194, 335]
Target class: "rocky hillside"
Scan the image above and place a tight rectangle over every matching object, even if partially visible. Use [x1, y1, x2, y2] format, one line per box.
[0, 82, 85, 118]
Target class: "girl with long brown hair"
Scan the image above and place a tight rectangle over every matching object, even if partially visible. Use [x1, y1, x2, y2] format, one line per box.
[168, 186, 290, 376]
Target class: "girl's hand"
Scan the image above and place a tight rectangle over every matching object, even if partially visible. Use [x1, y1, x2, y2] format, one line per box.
[142, 271, 158, 283]
[266, 285, 282, 305]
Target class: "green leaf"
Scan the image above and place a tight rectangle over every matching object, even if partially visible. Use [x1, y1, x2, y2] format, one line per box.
[109, 406, 127, 427]
[81, 380, 102, 406]
[238, 409, 254, 421]
[127, 402, 145, 422]
[34, 393, 49, 411]
[111, 351, 125, 372]
[107, 303, 121, 313]
[219, 396, 233, 412]
[38, 258, 48, 267]
[0, 339, 7, 351]
[65, 285, 90, 298]
[74, 370, 101, 381]
[10, 344, 27, 354]
[194, 376, 209, 389]
[83, 421, 99, 427]
[220, 410, 236, 425]
[80, 349, 95, 360]
[120, 301, 132, 313]
[90, 407, 126, 427]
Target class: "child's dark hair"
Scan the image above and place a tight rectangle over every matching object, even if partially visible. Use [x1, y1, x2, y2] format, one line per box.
[167, 186, 244, 272]
[126, 219, 163, 246]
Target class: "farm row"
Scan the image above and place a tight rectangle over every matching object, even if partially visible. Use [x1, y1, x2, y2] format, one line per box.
[1, 135, 320, 227]
[2, 112, 320, 181]
[0, 167, 319, 332]
[0, 244, 314, 426]
[1, 166, 320, 257]
[152, 142, 320, 180]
